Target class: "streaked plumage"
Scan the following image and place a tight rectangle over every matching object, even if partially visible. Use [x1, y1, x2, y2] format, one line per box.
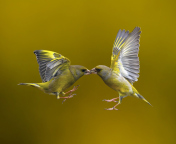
[19, 50, 90, 101]
[91, 27, 151, 110]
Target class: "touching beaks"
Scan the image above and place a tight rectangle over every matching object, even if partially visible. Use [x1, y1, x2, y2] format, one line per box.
[84, 69, 91, 75]
[90, 68, 97, 74]
[83, 68, 98, 75]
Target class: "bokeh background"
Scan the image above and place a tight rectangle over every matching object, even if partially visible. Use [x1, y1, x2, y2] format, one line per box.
[0, 0, 176, 144]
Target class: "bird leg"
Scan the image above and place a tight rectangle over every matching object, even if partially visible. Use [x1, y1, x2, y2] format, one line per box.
[64, 85, 80, 95]
[58, 85, 80, 103]
[104, 96, 123, 110]
[103, 97, 119, 102]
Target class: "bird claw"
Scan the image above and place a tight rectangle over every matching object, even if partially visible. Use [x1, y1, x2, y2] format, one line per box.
[64, 85, 80, 95]
[73, 85, 80, 90]
[104, 107, 118, 110]
[105, 108, 113, 110]
[60, 85, 79, 103]
[102, 98, 118, 103]
[62, 94, 76, 104]
[113, 107, 118, 110]
[62, 99, 66, 104]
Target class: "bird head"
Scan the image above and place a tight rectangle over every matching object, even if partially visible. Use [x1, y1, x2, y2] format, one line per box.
[90, 65, 111, 78]
[81, 67, 91, 75]
[70, 65, 90, 80]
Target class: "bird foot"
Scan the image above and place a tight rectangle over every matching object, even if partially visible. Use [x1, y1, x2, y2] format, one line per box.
[58, 94, 76, 104]
[58, 85, 79, 103]
[105, 107, 118, 110]
[102, 97, 119, 102]
[104, 102, 119, 110]
[64, 85, 80, 95]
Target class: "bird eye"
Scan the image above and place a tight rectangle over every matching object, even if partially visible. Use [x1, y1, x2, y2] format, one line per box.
[95, 68, 101, 72]
[81, 69, 86, 72]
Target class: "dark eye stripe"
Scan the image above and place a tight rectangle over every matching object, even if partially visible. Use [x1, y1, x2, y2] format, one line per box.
[81, 69, 86, 72]
[96, 68, 101, 72]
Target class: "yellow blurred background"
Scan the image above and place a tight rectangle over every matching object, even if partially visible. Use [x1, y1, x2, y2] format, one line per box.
[0, 0, 176, 144]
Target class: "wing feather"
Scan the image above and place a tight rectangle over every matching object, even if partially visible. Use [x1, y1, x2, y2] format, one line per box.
[110, 29, 129, 71]
[34, 50, 70, 82]
[110, 27, 141, 84]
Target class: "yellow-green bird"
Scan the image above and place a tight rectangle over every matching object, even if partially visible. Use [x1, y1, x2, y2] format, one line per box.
[91, 27, 152, 110]
[19, 50, 90, 102]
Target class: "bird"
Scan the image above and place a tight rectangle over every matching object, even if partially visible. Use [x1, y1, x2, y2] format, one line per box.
[90, 27, 152, 110]
[19, 50, 90, 102]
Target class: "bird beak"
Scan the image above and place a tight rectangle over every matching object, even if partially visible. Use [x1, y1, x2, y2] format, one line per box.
[84, 69, 91, 75]
[90, 68, 97, 74]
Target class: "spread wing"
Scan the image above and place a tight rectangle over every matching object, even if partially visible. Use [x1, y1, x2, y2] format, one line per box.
[34, 50, 70, 82]
[110, 27, 141, 84]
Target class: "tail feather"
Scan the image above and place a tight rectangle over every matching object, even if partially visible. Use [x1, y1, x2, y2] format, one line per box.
[136, 93, 152, 106]
[18, 83, 41, 88]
